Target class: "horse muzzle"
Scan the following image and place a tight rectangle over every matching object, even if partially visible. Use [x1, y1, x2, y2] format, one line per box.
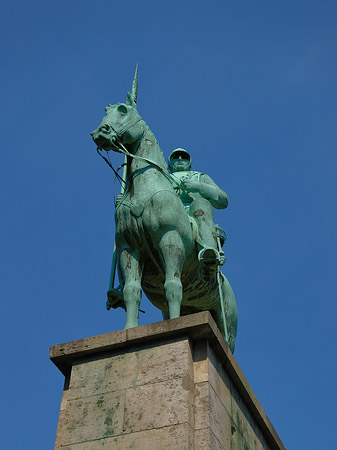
[90, 125, 117, 151]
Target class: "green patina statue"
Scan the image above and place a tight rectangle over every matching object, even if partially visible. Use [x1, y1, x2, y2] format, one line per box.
[91, 69, 238, 353]
[168, 148, 228, 274]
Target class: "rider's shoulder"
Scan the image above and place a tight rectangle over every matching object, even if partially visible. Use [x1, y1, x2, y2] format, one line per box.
[199, 172, 216, 184]
[189, 171, 204, 180]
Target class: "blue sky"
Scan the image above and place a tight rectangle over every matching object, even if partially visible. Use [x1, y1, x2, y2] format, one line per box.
[1, 1, 337, 448]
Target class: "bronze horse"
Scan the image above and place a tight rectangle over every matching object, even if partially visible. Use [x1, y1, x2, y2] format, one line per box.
[91, 77, 238, 353]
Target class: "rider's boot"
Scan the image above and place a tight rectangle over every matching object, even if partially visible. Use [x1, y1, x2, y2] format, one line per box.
[198, 247, 221, 282]
[219, 249, 226, 265]
[107, 284, 125, 310]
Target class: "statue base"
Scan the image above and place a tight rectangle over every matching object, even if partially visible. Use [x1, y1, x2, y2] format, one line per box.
[50, 312, 285, 449]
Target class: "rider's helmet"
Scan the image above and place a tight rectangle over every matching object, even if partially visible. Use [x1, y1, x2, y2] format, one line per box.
[168, 148, 192, 173]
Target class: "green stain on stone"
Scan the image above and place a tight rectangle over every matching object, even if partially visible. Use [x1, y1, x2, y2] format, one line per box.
[105, 417, 112, 426]
[103, 428, 113, 438]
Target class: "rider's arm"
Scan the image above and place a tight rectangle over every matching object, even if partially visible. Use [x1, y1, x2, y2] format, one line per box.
[197, 174, 228, 209]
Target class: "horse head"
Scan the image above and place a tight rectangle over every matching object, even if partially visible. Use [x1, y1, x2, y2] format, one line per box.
[91, 92, 144, 152]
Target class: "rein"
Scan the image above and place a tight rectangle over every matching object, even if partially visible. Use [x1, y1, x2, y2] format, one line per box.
[97, 113, 190, 203]
[112, 139, 189, 195]
[114, 140, 171, 181]
[114, 114, 143, 139]
[97, 113, 172, 182]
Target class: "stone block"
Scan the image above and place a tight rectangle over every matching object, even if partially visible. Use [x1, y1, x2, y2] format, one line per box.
[192, 338, 275, 450]
[50, 329, 127, 376]
[68, 351, 138, 400]
[194, 429, 225, 450]
[134, 337, 193, 386]
[194, 381, 232, 449]
[68, 337, 192, 399]
[123, 377, 194, 434]
[125, 312, 212, 343]
[55, 390, 125, 447]
[194, 381, 209, 431]
[59, 423, 194, 450]
[230, 382, 270, 450]
[193, 340, 232, 414]
[193, 340, 209, 384]
[207, 344, 232, 414]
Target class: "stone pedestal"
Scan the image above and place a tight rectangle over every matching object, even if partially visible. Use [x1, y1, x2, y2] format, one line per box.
[50, 312, 285, 450]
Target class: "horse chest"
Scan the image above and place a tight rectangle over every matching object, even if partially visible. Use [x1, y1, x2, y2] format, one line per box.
[116, 204, 137, 231]
[115, 203, 145, 248]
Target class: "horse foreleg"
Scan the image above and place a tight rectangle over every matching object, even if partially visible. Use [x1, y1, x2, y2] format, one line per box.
[159, 231, 184, 319]
[119, 248, 142, 329]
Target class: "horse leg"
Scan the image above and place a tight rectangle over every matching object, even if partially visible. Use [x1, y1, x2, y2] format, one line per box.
[158, 231, 184, 319]
[119, 248, 143, 329]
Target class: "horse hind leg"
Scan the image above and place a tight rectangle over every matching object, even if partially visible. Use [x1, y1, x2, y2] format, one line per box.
[158, 231, 184, 319]
[119, 248, 143, 329]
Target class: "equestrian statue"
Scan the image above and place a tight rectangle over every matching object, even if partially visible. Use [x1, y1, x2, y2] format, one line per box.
[91, 68, 238, 353]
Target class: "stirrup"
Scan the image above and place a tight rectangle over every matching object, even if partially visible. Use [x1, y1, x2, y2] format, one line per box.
[107, 286, 125, 311]
[198, 248, 220, 282]
[219, 250, 226, 265]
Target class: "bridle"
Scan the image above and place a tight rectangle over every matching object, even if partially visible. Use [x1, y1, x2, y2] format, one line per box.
[97, 110, 171, 180]
[96, 109, 190, 201]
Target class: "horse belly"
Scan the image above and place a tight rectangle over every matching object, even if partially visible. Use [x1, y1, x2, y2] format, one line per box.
[142, 264, 220, 315]
[181, 271, 220, 310]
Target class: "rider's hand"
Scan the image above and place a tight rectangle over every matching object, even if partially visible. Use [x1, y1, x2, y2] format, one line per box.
[183, 180, 222, 203]
[182, 179, 200, 193]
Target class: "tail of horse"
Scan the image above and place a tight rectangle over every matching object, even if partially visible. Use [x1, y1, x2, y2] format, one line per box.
[221, 274, 238, 353]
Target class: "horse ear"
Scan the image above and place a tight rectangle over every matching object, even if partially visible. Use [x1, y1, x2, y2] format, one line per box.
[126, 92, 137, 108]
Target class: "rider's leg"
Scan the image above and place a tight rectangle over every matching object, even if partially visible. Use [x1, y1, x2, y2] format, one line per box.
[158, 230, 184, 319]
[119, 248, 143, 329]
[189, 198, 218, 249]
[189, 198, 220, 279]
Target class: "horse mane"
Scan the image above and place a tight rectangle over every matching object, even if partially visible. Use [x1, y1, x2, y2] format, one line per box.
[140, 121, 168, 170]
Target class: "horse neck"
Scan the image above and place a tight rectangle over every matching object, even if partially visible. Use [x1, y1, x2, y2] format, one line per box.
[125, 123, 165, 172]
[136, 124, 166, 166]
[125, 123, 171, 194]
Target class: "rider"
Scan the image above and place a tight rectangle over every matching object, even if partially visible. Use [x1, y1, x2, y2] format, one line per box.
[168, 148, 228, 279]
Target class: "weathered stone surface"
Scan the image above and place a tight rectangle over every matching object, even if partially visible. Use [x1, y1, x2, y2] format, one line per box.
[207, 344, 232, 414]
[59, 423, 194, 449]
[51, 313, 285, 450]
[230, 382, 270, 450]
[50, 312, 213, 376]
[193, 340, 232, 415]
[124, 311, 212, 343]
[50, 329, 127, 376]
[194, 429, 225, 450]
[55, 390, 125, 447]
[194, 381, 232, 448]
[68, 338, 192, 401]
[123, 377, 194, 433]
